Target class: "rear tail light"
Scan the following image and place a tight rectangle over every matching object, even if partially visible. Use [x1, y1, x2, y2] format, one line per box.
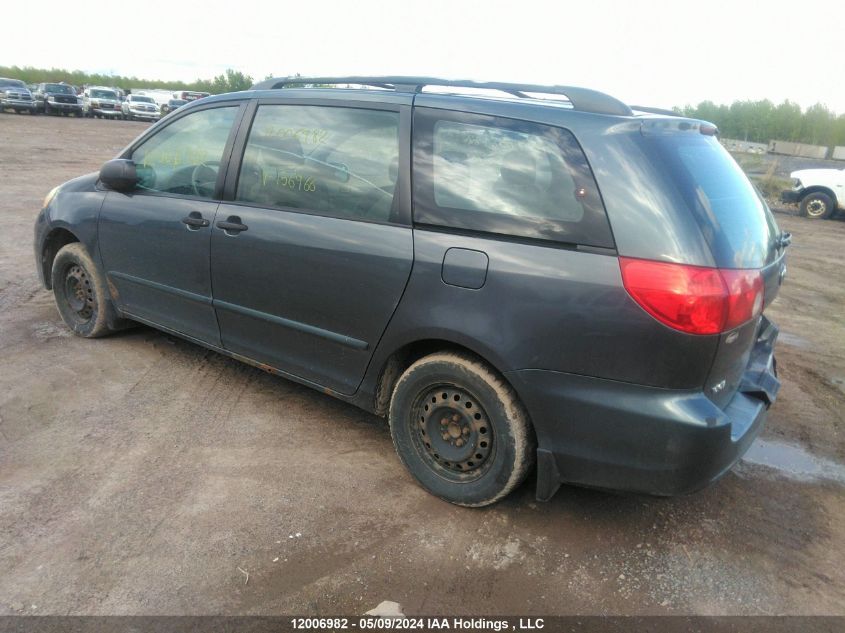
[619, 257, 764, 335]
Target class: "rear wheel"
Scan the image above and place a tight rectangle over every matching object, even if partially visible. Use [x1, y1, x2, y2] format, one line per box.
[800, 191, 835, 219]
[389, 352, 535, 507]
[51, 243, 116, 338]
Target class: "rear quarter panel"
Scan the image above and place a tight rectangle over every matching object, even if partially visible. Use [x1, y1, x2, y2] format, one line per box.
[376, 230, 718, 389]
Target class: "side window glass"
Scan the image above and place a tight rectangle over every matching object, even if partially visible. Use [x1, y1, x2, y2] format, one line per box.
[131, 106, 238, 199]
[433, 120, 583, 222]
[236, 105, 400, 222]
[413, 110, 614, 248]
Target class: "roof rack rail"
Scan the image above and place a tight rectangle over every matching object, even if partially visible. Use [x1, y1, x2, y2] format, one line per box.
[630, 105, 680, 116]
[251, 76, 634, 116]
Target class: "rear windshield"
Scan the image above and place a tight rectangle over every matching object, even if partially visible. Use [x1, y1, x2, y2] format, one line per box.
[643, 132, 779, 268]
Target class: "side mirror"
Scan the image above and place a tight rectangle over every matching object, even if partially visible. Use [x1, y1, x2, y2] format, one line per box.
[100, 159, 138, 192]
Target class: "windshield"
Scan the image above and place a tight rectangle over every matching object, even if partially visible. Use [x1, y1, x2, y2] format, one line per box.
[642, 131, 779, 268]
[132, 96, 154, 103]
[91, 89, 116, 99]
[46, 83, 74, 94]
[0, 78, 26, 89]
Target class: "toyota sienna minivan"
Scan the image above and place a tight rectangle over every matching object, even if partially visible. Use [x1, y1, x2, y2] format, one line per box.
[34, 76, 786, 506]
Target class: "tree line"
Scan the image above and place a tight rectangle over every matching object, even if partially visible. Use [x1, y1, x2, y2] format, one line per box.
[678, 100, 845, 147]
[0, 65, 254, 95]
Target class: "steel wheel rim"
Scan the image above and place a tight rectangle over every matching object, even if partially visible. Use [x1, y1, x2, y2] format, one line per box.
[806, 199, 827, 217]
[63, 264, 95, 323]
[410, 384, 495, 482]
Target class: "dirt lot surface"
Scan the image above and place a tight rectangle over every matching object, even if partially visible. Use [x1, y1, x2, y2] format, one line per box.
[1, 114, 844, 616]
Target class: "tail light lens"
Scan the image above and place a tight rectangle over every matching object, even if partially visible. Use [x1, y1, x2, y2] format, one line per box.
[619, 257, 764, 335]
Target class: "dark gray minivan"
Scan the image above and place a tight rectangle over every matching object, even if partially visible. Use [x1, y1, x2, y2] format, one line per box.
[34, 77, 786, 506]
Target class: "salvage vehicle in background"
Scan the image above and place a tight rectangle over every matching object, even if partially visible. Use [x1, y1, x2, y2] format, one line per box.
[173, 90, 210, 102]
[34, 83, 83, 117]
[782, 167, 845, 219]
[82, 87, 122, 119]
[0, 77, 36, 114]
[121, 94, 160, 121]
[160, 98, 187, 116]
[34, 76, 787, 507]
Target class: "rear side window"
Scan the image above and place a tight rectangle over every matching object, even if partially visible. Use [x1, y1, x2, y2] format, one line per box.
[413, 108, 613, 248]
[642, 133, 779, 268]
[235, 105, 400, 223]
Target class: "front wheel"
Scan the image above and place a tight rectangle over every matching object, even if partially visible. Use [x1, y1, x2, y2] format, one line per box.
[51, 243, 116, 338]
[800, 191, 835, 219]
[389, 352, 535, 507]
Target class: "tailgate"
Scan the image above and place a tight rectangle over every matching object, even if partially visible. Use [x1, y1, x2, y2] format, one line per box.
[705, 254, 786, 409]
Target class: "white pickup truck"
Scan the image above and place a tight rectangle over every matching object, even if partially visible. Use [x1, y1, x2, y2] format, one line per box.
[782, 168, 845, 219]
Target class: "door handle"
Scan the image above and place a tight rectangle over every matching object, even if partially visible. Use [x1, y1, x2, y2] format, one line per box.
[216, 216, 248, 234]
[181, 212, 210, 229]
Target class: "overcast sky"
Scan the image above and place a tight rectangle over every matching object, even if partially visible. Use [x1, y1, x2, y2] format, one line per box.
[5, 0, 845, 113]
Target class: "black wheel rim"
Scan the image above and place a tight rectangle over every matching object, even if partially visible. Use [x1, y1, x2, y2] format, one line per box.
[410, 385, 495, 482]
[63, 264, 96, 323]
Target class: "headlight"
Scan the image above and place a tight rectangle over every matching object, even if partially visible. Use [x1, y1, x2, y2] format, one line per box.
[47, 95, 55, 102]
[43, 186, 60, 209]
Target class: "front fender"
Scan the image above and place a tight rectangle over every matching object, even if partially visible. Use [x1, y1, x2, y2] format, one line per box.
[34, 172, 106, 288]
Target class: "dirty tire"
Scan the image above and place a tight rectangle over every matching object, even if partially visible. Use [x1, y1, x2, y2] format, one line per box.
[51, 243, 115, 338]
[389, 352, 535, 507]
[800, 192, 835, 219]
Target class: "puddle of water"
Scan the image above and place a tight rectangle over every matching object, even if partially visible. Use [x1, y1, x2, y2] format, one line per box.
[742, 438, 845, 485]
[777, 331, 812, 350]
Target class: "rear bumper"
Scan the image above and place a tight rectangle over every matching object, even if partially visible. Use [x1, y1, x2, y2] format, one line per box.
[506, 317, 780, 500]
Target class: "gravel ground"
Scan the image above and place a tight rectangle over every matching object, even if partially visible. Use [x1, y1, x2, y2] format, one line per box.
[0, 113, 843, 616]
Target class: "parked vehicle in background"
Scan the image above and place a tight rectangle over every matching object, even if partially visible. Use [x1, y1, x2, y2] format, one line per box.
[173, 90, 210, 102]
[134, 89, 179, 111]
[82, 87, 122, 118]
[34, 83, 83, 117]
[782, 167, 845, 219]
[160, 98, 187, 116]
[34, 76, 787, 507]
[0, 78, 36, 114]
[121, 94, 160, 121]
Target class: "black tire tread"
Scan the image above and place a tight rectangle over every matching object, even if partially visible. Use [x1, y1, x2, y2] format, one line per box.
[799, 191, 835, 219]
[389, 351, 534, 507]
[51, 242, 113, 338]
